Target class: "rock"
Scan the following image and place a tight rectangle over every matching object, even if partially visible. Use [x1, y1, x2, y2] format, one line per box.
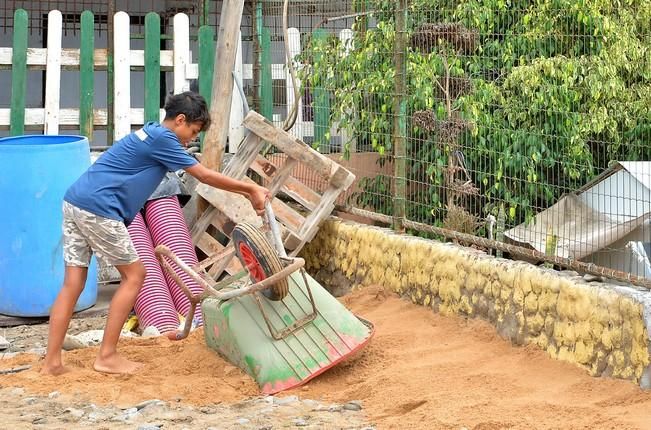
[0, 352, 18, 359]
[112, 408, 139, 422]
[63, 334, 88, 351]
[25, 347, 46, 356]
[10, 387, 25, 396]
[141, 326, 161, 338]
[328, 404, 343, 412]
[293, 418, 308, 426]
[583, 274, 603, 282]
[76, 329, 105, 345]
[0, 335, 10, 350]
[64, 407, 85, 418]
[236, 418, 250, 424]
[302, 399, 320, 408]
[343, 400, 363, 411]
[273, 395, 298, 405]
[137, 425, 162, 430]
[48, 391, 60, 399]
[134, 399, 165, 410]
[24, 397, 38, 405]
[32, 417, 47, 425]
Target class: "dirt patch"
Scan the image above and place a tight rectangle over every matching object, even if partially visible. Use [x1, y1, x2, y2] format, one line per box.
[2, 285, 651, 429]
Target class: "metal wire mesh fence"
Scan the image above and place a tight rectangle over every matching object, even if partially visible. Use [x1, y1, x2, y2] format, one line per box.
[258, 0, 651, 286]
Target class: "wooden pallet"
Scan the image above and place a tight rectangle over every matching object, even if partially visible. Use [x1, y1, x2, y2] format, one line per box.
[191, 110, 355, 277]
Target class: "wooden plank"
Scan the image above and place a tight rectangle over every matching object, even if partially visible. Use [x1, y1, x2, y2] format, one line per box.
[222, 132, 264, 179]
[44, 10, 63, 135]
[144, 12, 161, 122]
[9, 9, 28, 136]
[0, 108, 165, 128]
[249, 155, 321, 210]
[267, 158, 298, 197]
[0, 108, 169, 130]
[299, 185, 340, 239]
[191, 206, 217, 245]
[79, 11, 95, 138]
[173, 13, 190, 93]
[0, 48, 178, 71]
[196, 232, 242, 275]
[243, 111, 355, 188]
[260, 27, 273, 121]
[269, 197, 304, 234]
[194, 185, 261, 227]
[241, 63, 288, 80]
[202, 0, 245, 172]
[113, 11, 131, 139]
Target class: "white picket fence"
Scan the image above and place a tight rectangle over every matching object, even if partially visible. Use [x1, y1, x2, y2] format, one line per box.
[0, 9, 354, 150]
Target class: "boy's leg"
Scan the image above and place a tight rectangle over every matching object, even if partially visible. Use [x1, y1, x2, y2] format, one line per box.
[60, 202, 145, 375]
[41, 265, 88, 375]
[94, 260, 146, 374]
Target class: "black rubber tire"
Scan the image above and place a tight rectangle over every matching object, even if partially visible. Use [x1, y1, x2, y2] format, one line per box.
[232, 222, 289, 301]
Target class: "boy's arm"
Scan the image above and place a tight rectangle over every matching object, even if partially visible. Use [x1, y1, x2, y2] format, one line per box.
[184, 163, 270, 215]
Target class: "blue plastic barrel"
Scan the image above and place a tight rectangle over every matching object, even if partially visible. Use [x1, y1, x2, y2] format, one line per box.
[0, 135, 97, 317]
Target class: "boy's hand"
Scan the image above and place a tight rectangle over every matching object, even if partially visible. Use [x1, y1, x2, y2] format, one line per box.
[248, 185, 271, 216]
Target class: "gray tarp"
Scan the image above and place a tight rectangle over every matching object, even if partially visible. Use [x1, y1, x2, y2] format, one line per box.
[505, 194, 649, 260]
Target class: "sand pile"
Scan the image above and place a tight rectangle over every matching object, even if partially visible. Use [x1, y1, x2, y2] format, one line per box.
[3, 285, 651, 429]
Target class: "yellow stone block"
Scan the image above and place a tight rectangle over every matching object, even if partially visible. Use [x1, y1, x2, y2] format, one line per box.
[527, 313, 545, 334]
[574, 340, 594, 364]
[499, 284, 512, 302]
[524, 292, 539, 315]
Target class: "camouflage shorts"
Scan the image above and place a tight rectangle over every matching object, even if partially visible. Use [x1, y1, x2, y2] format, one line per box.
[62, 201, 139, 267]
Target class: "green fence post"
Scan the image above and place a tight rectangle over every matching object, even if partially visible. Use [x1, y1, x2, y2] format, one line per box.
[79, 11, 95, 139]
[10, 9, 28, 136]
[312, 28, 331, 153]
[392, 0, 408, 232]
[260, 27, 273, 121]
[144, 12, 161, 123]
[198, 25, 215, 149]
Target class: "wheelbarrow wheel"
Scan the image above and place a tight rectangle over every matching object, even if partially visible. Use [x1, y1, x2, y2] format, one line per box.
[232, 222, 289, 301]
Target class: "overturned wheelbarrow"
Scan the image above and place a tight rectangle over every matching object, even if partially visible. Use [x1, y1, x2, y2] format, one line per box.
[155, 203, 374, 394]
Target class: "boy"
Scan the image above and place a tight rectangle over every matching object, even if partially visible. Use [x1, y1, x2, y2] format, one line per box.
[41, 91, 269, 376]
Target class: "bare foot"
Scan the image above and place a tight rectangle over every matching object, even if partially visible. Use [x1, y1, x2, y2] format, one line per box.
[40, 363, 72, 376]
[93, 353, 143, 375]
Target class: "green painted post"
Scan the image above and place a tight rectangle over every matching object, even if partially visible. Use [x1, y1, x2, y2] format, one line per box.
[198, 26, 215, 108]
[144, 12, 161, 123]
[198, 25, 215, 149]
[79, 11, 95, 139]
[10, 9, 28, 136]
[392, 0, 408, 232]
[312, 28, 331, 152]
[252, 0, 263, 112]
[260, 27, 273, 121]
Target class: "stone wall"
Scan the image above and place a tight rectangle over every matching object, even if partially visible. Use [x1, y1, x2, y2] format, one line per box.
[300, 218, 651, 388]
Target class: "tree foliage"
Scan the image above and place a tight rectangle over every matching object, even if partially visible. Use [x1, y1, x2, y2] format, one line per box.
[298, 0, 651, 224]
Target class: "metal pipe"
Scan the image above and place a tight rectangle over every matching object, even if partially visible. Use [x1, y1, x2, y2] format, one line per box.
[392, 0, 408, 233]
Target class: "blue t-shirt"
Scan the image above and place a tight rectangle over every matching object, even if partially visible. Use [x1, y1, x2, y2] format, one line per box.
[64, 122, 198, 224]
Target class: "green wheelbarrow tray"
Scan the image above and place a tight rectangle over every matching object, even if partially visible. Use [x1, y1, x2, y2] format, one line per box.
[155, 204, 374, 394]
[201, 269, 374, 394]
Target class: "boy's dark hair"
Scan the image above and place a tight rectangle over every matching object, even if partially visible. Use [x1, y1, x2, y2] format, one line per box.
[163, 91, 211, 131]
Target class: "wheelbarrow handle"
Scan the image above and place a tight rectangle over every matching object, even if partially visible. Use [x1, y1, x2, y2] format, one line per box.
[264, 201, 288, 259]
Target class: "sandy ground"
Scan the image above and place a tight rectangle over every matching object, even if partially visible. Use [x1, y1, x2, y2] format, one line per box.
[2, 285, 651, 429]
